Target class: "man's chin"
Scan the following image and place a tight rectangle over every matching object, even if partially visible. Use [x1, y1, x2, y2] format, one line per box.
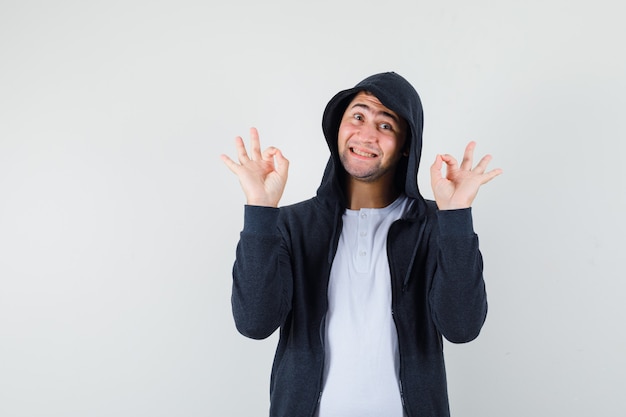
[345, 169, 385, 183]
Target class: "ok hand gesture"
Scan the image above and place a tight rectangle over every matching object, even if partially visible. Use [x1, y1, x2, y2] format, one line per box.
[221, 127, 289, 208]
[430, 141, 502, 210]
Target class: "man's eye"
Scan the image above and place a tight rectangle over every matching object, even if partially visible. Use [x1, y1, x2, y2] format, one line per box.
[380, 123, 392, 130]
[353, 114, 363, 121]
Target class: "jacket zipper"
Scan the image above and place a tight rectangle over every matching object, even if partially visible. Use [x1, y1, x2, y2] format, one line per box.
[389, 219, 414, 417]
[312, 312, 327, 417]
[391, 306, 410, 417]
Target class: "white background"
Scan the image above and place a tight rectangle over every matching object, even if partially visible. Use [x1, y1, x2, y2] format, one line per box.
[1, 0, 625, 416]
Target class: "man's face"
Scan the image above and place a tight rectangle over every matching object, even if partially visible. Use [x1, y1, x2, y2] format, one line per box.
[337, 91, 407, 183]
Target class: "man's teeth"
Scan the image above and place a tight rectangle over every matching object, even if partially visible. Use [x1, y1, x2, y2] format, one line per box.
[352, 148, 376, 157]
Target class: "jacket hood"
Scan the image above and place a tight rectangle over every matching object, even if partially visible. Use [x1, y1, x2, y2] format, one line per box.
[318, 72, 425, 207]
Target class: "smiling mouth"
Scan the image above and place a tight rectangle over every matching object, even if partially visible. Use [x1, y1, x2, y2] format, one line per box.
[350, 147, 378, 158]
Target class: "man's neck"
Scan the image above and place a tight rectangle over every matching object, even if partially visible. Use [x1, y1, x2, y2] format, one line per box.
[345, 176, 401, 210]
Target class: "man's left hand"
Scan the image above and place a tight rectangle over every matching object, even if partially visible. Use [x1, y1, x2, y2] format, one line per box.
[430, 141, 502, 210]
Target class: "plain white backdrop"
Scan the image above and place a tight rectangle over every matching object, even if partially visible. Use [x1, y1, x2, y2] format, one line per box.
[1, 0, 625, 416]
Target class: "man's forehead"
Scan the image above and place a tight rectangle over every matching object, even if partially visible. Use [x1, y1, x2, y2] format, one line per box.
[350, 91, 383, 105]
[348, 91, 401, 121]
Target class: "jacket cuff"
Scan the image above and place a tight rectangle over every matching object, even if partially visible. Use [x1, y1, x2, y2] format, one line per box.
[436, 208, 475, 236]
[243, 205, 280, 235]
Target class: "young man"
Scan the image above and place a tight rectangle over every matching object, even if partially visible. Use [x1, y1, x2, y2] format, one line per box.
[221, 72, 502, 417]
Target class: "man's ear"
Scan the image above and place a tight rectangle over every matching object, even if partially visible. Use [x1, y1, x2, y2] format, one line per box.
[401, 130, 410, 157]
[402, 140, 410, 157]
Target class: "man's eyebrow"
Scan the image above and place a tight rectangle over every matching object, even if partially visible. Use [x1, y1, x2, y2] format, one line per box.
[350, 103, 400, 123]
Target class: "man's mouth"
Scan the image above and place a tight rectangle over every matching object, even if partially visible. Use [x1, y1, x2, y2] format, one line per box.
[350, 147, 377, 158]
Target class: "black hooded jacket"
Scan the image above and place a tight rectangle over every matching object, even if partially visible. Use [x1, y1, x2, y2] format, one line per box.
[231, 72, 488, 417]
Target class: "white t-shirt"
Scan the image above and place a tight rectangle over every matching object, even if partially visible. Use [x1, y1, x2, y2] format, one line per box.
[317, 195, 412, 417]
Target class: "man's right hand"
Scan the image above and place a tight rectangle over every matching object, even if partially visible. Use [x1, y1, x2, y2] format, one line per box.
[221, 127, 289, 208]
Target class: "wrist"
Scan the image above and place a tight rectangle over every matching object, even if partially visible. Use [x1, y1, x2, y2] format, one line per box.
[246, 198, 279, 208]
[435, 201, 471, 210]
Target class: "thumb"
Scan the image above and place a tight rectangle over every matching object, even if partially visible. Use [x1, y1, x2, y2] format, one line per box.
[430, 154, 443, 187]
[274, 149, 290, 179]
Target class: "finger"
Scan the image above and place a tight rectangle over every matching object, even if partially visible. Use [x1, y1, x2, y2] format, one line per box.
[249, 127, 262, 161]
[274, 149, 290, 179]
[262, 146, 278, 161]
[430, 154, 443, 188]
[220, 153, 241, 175]
[263, 147, 289, 177]
[234, 136, 250, 163]
[480, 167, 503, 185]
[440, 153, 459, 175]
[472, 154, 493, 175]
[460, 141, 476, 171]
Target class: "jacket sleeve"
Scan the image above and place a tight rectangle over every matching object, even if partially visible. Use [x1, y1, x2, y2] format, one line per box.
[429, 208, 488, 343]
[231, 205, 293, 340]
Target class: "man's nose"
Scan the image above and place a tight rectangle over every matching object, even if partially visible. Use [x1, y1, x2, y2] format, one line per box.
[360, 122, 378, 142]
